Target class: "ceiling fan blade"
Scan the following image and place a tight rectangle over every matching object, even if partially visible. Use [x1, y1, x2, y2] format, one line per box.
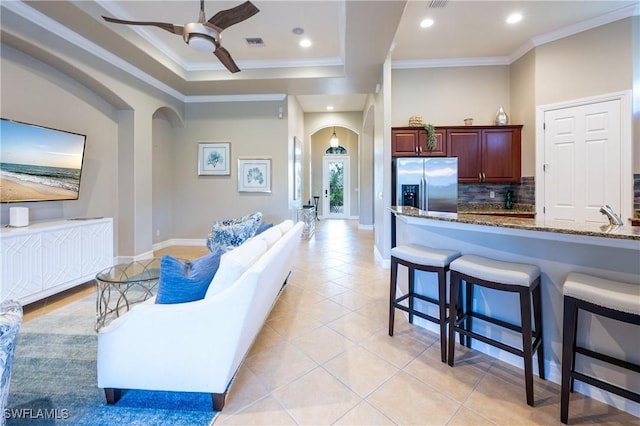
[214, 46, 240, 73]
[207, 1, 259, 30]
[102, 16, 184, 35]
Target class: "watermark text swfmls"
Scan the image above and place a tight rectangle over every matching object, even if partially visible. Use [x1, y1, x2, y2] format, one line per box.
[4, 408, 70, 420]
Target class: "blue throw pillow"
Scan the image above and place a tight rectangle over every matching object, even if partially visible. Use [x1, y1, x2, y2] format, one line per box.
[255, 222, 273, 235]
[155, 249, 223, 304]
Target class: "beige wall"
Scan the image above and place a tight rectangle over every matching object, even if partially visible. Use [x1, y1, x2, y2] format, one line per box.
[534, 18, 633, 106]
[171, 101, 289, 239]
[0, 45, 119, 234]
[391, 66, 511, 127]
[152, 110, 176, 244]
[510, 50, 537, 177]
[535, 17, 637, 174]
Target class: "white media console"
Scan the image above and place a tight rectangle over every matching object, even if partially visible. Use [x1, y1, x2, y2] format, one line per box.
[1, 217, 113, 305]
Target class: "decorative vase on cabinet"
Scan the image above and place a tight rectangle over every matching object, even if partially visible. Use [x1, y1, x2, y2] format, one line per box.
[495, 106, 509, 125]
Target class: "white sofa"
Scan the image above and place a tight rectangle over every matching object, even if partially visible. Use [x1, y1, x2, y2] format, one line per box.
[97, 220, 303, 410]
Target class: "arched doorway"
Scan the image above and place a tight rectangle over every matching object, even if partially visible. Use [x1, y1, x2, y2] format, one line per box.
[309, 126, 359, 219]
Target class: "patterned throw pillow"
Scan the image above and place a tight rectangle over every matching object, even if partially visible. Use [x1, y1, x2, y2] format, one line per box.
[155, 249, 224, 304]
[206, 212, 263, 253]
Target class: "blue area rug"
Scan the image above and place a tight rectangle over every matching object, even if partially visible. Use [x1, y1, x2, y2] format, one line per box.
[7, 296, 218, 425]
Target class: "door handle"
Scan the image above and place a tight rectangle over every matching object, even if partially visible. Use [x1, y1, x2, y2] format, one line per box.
[478, 173, 482, 182]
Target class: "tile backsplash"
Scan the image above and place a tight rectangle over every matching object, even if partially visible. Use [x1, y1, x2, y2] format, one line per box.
[459, 176, 534, 206]
[459, 175, 640, 217]
[635, 174, 640, 212]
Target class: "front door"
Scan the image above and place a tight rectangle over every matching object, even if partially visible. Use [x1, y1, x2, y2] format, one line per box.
[543, 99, 621, 223]
[322, 156, 349, 219]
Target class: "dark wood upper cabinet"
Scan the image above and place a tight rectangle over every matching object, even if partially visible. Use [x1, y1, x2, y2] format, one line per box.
[445, 125, 522, 183]
[391, 127, 446, 157]
[445, 129, 482, 182]
[392, 125, 521, 183]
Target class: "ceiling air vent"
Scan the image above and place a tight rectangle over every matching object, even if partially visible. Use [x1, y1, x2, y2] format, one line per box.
[245, 37, 265, 47]
[428, 0, 448, 7]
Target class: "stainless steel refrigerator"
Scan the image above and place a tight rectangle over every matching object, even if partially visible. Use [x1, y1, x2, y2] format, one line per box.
[393, 157, 458, 213]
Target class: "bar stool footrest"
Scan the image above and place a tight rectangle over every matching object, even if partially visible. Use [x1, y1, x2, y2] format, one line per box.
[393, 303, 446, 326]
[571, 371, 640, 403]
[575, 346, 640, 373]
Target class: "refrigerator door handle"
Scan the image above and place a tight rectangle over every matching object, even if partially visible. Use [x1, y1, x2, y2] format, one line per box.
[420, 177, 428, 211]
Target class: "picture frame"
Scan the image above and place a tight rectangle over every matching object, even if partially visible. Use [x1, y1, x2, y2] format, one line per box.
[198, 142, 230, 176]
[293, 136, 302, 200]
[238, 158, 271, 193]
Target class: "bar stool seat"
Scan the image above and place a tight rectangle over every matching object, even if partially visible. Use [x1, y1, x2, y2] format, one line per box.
[448, 254, 544, 407]
[389, 244, 460, 363]
[561, 272, 640, 424]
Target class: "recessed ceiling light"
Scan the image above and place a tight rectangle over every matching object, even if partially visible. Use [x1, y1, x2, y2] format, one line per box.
[420, 18, 434, 28]
[506, 13, 522, 24]
[326, 105, 334, 111]
[299, 38, 312, 48]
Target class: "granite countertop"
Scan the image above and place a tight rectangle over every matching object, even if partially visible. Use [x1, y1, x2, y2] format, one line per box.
[390, 206, 640, 241]
[458, 203, 534, 216]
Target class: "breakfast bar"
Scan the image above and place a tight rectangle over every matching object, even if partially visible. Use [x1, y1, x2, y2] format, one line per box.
[390, 206, 640, 414]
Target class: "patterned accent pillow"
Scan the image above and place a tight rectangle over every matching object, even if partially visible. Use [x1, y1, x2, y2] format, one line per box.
[206, 212, 263, 253]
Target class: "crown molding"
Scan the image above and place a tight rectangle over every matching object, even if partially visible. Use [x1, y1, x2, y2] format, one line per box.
[184, 93, 287, 103]
[531, 2, 638, 48]
[392, 56, 511, 69]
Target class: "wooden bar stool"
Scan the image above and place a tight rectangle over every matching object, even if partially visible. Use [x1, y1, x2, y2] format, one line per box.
[389, 244, 460, 363]
[447, 254, 544, 406]
[561, 272, 640, 424]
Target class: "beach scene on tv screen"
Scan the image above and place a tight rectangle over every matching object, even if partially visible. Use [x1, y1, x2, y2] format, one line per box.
[1, 119, 85, 203]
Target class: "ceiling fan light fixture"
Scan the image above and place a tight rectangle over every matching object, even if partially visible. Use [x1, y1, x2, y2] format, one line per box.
[187, 35, 216, 52]
[183, 22, 219, 52]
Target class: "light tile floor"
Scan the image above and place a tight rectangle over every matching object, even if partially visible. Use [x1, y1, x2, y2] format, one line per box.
[24, 219, 638, 425]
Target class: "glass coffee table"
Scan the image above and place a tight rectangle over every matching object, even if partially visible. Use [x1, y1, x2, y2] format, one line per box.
[95, 258, 162, 330]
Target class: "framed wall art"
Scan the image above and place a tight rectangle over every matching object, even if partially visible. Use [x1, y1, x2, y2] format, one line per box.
[198, 142, 230, 176]
[238, 158, 271, 192]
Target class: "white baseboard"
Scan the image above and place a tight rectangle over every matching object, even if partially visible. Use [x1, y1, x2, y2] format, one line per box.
[152, 238, 207, 251]
[358, 223, 374, 230]
[115, 239, 206, 264]
[374, 245, 390, 269]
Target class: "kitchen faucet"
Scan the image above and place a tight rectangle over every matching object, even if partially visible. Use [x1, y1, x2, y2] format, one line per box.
[599, 205, 623, 226]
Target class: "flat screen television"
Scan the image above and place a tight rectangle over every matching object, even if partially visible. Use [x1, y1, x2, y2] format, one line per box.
[1, 118, 87, 203]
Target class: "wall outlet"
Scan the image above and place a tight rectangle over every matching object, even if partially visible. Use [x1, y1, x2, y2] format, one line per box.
[489, 191, 495, 199]
[156, 229, 160, 237]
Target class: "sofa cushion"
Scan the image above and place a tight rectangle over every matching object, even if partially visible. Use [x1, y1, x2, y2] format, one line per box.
[206, 238, 268, 297]
[255, 221, 274, 235]
[277, 220, 294, 234]
[206, 212, 263, 253]
[155, 249, 223, 304]
[255, 226, 282, 247]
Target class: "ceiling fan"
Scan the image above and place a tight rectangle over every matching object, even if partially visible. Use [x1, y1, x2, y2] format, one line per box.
[102, 0, 259, 73]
